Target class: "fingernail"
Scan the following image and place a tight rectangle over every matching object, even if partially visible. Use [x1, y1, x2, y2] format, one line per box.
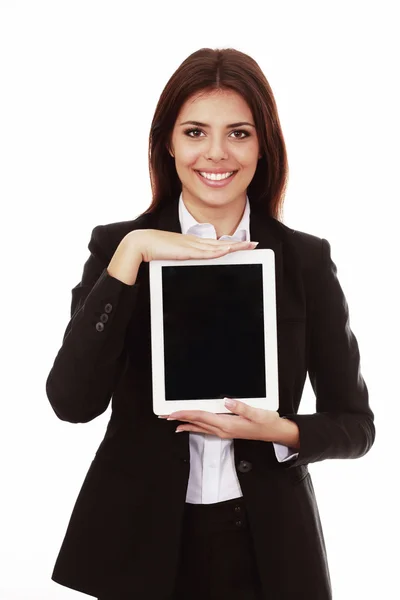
[251, 241, 259, 247]
[224, 398, 236, 408]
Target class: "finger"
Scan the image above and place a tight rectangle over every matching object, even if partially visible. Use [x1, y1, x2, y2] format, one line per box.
[174, 411, 232, 432]
[177, 421, 228, 436]
[187, 241, 232, 252]
[176, 425, 213, 434]
[180, 419, 221, 431]
[185, 245, 233, 257]
[229, 241, 258, 252]
[224, 398, 255, 421]
[187, 240, 257, 253]
[188, 242, 256, 256]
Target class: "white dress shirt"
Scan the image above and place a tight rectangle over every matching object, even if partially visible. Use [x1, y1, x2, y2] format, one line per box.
[178, 192, 299, 504]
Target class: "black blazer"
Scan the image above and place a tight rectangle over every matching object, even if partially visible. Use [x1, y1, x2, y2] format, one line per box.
[46, 196, 375, 599]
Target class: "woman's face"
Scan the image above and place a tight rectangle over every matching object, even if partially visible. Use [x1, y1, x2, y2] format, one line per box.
[168, 89, 261, 210]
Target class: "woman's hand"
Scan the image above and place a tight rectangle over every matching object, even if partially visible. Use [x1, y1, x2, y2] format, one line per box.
[108, 229, 257, 285]
[158, 398, 283, 443]
[108, 229, 257, 286]
[129, 229, 258, 263]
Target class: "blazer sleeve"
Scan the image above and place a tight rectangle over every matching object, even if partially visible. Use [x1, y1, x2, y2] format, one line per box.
[45, 224, 140, 423]
[281, 237, 375, 466]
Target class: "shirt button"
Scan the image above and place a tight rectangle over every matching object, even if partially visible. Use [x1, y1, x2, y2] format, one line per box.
[234, 505, 241, 513]
[104, 303, 113, 313]
[235, 520, 242, 527]
[95, 322, 105, 332]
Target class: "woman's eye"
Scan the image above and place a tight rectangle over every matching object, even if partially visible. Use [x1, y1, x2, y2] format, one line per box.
[231, 130, 249, 139]
[185, 128, 203, 137]
[184, 128, 250, 139]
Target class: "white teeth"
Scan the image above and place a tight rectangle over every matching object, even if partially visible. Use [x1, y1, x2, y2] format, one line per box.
[198, 171, 234, 181]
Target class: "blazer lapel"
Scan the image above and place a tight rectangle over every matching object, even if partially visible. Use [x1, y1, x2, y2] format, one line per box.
[248, 202, 284, 323]
[250, 202, 305, 322]
[154, 197, 182, 234]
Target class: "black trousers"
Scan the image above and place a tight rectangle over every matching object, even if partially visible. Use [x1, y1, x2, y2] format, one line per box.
[171, 495, 264, 600]
[98, 496, 264, 600]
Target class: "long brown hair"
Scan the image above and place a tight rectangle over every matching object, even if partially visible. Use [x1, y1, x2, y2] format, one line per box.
[144, 48, 288, 221]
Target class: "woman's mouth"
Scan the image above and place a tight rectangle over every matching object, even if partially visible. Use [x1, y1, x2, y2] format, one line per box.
[194, 170, 238, 188]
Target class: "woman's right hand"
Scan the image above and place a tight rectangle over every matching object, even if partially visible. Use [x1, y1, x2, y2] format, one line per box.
[107, 229, 258, 286]
[130, 229, 258, 262]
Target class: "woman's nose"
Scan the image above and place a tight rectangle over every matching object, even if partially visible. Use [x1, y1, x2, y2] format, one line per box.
[204, 138, 229, 161]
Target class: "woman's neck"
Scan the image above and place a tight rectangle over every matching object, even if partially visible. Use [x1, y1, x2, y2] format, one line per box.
[182, 192, 247, 238]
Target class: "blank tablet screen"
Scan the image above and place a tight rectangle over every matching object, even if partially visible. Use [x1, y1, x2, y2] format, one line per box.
[161, 263, 266, 401]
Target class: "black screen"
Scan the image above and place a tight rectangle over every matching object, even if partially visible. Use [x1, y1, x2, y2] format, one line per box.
[161, 264, 266, 401]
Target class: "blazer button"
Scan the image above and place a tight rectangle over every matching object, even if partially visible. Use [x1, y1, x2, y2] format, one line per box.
[104, 303, 113, 313]
[100, 313, 109, 323]
[237, 460, 252, 473]
[235, 520, 243, 527]
[96, 322, 105, 332]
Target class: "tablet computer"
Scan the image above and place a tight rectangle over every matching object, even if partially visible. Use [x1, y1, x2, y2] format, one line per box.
[149, 249, 279, 415]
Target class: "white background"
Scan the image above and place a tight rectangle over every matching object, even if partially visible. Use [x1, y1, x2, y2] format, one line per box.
[1, 1, 398, 598]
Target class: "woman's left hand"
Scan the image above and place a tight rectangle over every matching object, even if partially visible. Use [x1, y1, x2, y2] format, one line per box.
[158, 398, 282, 442]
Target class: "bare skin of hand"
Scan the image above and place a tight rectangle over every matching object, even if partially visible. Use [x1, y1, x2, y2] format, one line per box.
[108, 229, 259, 285]
[158, 398, 283, 442]
[130, 228, 259, 263]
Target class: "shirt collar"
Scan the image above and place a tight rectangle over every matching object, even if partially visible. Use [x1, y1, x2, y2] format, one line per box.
[178, 192, 250, 241]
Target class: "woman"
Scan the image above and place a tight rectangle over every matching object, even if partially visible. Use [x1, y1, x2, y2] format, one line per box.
[46, 48, 375, 599]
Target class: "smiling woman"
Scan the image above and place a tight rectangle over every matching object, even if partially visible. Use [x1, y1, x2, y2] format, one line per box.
[46, 46, 374, 600]
[162, 86, 265, 229]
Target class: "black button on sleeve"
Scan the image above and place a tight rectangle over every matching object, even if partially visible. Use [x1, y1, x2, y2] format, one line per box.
[95, 322, 105, 332]
[104, 303, 113, 313]
[100, 313, 109, 323]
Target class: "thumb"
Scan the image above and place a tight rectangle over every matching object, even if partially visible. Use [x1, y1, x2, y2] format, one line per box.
[224, 397, 252, 418]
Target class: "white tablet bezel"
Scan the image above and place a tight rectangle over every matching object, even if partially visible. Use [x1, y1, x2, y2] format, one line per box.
[149, 249, 279, 415]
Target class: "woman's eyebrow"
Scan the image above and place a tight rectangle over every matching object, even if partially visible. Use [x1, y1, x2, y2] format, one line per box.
[179, 120, 256, 128]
